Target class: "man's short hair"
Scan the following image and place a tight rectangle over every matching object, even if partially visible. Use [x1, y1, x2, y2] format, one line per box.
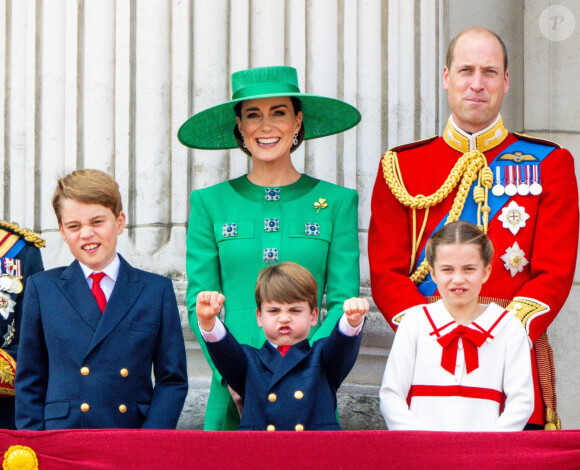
[446, 26, 508, 73]
[255, 261, 318, 311]
[52, 169, 123, 224]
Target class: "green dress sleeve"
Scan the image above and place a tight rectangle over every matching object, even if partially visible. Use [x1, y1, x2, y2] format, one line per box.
[185, 189, 223, 383]
[310, 188, 360, 342]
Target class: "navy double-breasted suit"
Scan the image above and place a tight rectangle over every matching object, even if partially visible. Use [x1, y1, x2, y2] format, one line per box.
[206, 323, 362, 431]
[15, 255, 188, 430]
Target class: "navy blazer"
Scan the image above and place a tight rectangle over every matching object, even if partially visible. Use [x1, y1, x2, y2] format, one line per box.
[15, 255, 188, 430]
[206, 322, 362, 431]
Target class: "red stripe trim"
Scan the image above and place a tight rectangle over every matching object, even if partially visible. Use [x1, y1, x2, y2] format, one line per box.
[423, 306, 454, 338]
[0, 233, 10, 246]
[422, 306, 438, 335]
[429, 321, 454, 337]
[409, 385, 503, 404]
[471, 322, 493, 340]
[486, 309, 509, 335]
[471, 309, 508, 340]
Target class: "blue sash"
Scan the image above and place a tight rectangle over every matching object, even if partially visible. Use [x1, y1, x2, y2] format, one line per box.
[4, 240, 25, 259]
[417, 139, 556, 296]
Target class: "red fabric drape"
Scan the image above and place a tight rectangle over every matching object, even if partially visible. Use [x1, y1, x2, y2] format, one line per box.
[1, 429, 579, 469]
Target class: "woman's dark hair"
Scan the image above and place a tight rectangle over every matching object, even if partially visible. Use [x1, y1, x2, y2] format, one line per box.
[426, 221, 494, 268]
[233, 97, 305, 156]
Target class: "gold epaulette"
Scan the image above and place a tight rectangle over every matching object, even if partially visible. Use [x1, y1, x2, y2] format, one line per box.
[0, 221, 45, 249]
[513, 132, 561, 149]
[389, 135, 438, 153]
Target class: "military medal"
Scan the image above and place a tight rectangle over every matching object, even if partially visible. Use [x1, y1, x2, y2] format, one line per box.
[504, 166, 517, 196]
[1, 258, 21, 277]
[0, 292, 15, 321]
[0, 276, 21, 294]
[491, 166, 505, 196]
[0, 259, 22, 294]
[498, 201, 530, 235]
[517, 166, 530, 196]
[530, 165, 543, 196]
[501, 242, 529, 277]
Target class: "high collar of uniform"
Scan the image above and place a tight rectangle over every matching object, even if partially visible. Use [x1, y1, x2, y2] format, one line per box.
[443, 115, 508, 153]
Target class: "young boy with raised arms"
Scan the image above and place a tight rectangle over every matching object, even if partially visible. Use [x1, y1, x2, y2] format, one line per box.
[196, 261, 368, 431]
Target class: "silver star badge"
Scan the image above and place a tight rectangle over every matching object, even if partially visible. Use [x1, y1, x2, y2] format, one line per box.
[501, 242, 529, 277]
[498, 201, 530, 235]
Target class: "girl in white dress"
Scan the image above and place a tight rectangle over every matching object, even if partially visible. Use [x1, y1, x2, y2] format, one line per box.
[379, 221, 534, 431]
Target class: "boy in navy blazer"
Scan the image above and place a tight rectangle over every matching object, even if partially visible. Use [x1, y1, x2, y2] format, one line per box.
[196, 261, 368, 431]
[15, 169, 188, 430]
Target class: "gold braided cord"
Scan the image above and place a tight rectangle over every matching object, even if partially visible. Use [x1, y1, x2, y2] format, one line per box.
[0, 221, 45, 248]
[381, 149, 490, 284]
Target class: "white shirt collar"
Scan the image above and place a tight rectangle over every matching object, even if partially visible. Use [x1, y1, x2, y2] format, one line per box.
[79, 254, 121, 281]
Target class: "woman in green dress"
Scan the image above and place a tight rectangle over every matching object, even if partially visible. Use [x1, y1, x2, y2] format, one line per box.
[178, 66, 361, 430]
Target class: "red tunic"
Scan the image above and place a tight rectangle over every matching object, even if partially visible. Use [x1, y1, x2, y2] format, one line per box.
[369, 117, 579, 426]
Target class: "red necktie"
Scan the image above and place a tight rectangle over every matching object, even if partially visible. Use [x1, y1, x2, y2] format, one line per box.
[437, 325, 487, 375]
[277, 345, 292, 357]
[90, 272, 107, 313]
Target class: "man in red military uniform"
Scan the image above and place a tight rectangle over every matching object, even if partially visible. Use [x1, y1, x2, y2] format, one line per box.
[369, 27, 579, 429]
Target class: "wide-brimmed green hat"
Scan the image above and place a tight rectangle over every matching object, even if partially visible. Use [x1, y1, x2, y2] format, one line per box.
[177, 66, 361, 149]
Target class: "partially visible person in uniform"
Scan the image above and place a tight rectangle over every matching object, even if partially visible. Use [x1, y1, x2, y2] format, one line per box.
[15, 169, 188, 430]
[369, 26, 579, 429]
[380, 221, 533, 431]
[196, 261, 368, 431]
[0, 221, 44, 429]
[178, 66, 362, 430]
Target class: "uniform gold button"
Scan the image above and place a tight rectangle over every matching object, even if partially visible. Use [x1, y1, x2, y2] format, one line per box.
[80, 367, 90, 376]
[268, 393, 277, 402]
[267, 425, 275, 432]
[119, 404, 127, 413]
[295, 424, 304, 432]
[120, 368, 129, 377]
[294, 390, 304, 400]
[81, 403, 90, 412]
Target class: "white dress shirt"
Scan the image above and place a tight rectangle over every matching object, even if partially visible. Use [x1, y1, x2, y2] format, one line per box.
[79, 254, 121, 302]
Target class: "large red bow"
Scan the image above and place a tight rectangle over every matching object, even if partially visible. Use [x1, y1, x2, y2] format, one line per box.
[436, 325, 487, 375]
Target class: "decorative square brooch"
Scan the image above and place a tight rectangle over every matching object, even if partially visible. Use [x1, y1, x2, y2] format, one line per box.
[222, 223, 238, 238]
[264, 218, 280, 232]
[305, 222, 320, 236]
[265, 188, 280, 202]
[263, 248, 279, 263]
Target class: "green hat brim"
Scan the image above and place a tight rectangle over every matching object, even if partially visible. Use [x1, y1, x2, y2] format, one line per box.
[177, 92, 361, 150]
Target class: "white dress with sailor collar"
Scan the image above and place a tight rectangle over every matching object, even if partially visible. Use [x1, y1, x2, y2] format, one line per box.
[380, 300, 534, 431]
